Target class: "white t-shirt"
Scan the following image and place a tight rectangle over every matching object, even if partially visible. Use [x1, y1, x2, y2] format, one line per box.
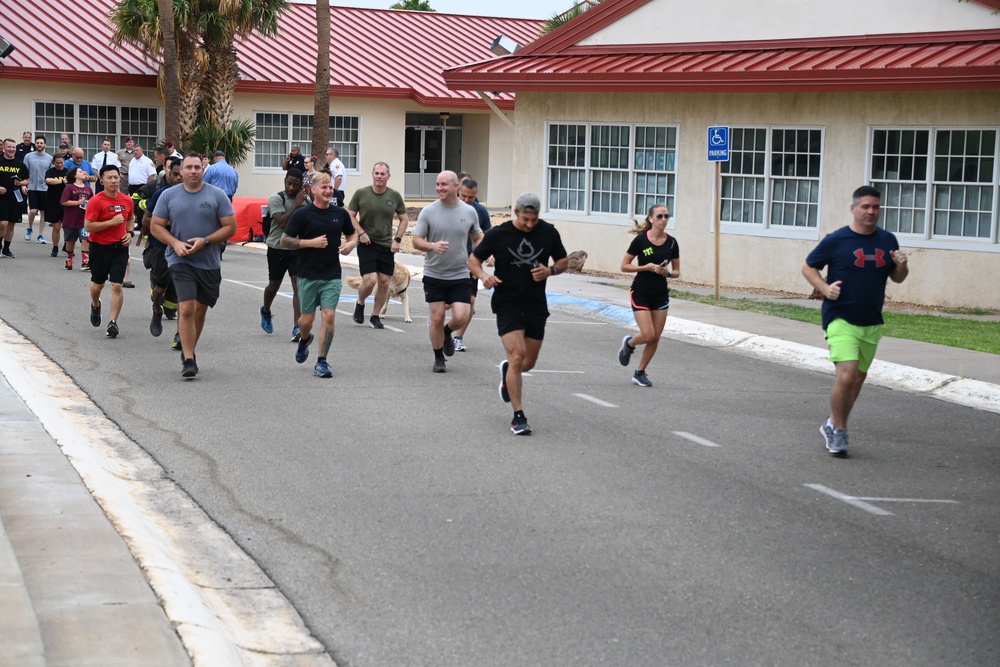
[330, 158, 346, 192]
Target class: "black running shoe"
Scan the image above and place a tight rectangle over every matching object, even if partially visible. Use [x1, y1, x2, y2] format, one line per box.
[510, 415, 532, 436]
[432, 357, 446, 373]
[618, 335, 634, 367]
[90, 301, 101, 327]
[353, 302, 365, 324]
[498, 360, 510, 403]
[150, 312, 163, 337]
[181, 357, 198, 378]
[172, 332, 182, 350]
[50, 247, 59, 257]
[443, 327, 455, 357]
[106, 320, 119, 338]
[369, 315, 384, 330]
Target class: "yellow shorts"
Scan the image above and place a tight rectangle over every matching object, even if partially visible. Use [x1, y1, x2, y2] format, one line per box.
[825, 318, 883, 373]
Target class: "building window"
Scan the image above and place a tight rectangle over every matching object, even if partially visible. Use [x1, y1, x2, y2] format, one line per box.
[255, 112, 361, 170]
[722, 127, 822, 230]
[33, 102, 159, 156]
[870, 127, 998, 243]
[546, 122, 677, 218]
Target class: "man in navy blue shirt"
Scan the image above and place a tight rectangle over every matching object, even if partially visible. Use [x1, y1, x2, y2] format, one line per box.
[802, 185, 909, 457]
[203, 151, 239, 201]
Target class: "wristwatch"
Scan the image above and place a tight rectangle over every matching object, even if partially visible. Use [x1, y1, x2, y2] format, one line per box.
[394, 236, 402, 243]
[203, 237, 211, 246]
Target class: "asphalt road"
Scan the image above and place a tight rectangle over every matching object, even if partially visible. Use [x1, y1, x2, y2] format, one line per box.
[1, 240, 998, 666]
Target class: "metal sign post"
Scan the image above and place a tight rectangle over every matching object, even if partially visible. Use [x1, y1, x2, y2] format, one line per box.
[707, 126, 730, 301]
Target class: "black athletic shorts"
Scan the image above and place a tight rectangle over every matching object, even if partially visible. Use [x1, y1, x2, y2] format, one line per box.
[357, 242, 395, 276]
[143, 245, 171, 288]
[423, 276, 472, 305]
[0, 198, 22, 223]
[267, 246, 301, 282]
[630, 288, 670, 311]
[169, 263, 221, 307]
[495, 306, 548, 340]
[89, 241, 129, 285]
[27, 191, 45, 210]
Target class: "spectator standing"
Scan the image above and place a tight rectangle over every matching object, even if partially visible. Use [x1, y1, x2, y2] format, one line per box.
[283, 145, 306, 173]
[202, 151, 239, 201]
[325, 147, 347, 207]
[91, 140, 122, 194]
[0, 138, 30, 260]
[127, 145, 157, 195]
[15, 132, 33, 162]
[23, 135, 53, 243]
[117, 136, 136, 183]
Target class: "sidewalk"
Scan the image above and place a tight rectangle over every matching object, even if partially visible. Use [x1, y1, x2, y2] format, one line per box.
[2, 246, 998, 666]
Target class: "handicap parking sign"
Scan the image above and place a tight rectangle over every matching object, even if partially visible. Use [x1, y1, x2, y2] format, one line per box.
[708, 126, 729, 162]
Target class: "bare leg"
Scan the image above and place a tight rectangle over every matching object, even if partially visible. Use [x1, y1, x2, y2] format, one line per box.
[500, 331, 544, 413]
[830, 361, 867, 430]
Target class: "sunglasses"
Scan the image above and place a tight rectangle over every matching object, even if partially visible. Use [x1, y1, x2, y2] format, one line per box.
[654, 213, 669, 219]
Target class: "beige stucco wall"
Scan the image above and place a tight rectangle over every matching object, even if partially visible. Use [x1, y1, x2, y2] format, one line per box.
[509, 90, 1000, 310]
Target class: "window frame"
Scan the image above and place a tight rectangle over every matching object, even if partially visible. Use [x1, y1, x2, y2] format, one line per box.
[867, 125, 1000, 252]
[543, 120, 679, 227]
[32, 101, 160, 157]
[719, 125, 825, 241]
[253, 111, 361, 173]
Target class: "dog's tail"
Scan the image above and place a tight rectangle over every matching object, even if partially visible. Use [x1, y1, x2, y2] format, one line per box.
[345, 275, 363, 290]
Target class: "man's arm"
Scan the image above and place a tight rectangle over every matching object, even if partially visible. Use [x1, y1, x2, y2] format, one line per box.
[802, 262, 841, 300]
[274, 191, 307, 230]
[212, 214, 238, 243]
[84, 213, 125, 233]
[889, 250, 909, 284]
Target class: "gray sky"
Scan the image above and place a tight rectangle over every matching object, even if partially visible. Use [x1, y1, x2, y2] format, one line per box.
[293, 0, 577, 19]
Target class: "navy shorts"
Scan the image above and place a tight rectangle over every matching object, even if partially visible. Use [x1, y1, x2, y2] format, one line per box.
[27, 191, 45, 210]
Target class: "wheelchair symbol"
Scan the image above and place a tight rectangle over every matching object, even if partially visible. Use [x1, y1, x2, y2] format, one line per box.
[710, 128, 727, 146]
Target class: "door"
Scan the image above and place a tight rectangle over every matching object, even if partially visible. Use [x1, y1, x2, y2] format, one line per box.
[404, 126, 443, 198]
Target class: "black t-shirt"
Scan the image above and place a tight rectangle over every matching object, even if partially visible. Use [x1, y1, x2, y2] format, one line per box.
[285, 154, 306, 173]
[44, 166, 69, 205]
[0, 156, 28, 202]
[473, 219, 567, 313]
[627, 232, 679, 296]
[283, 203, 355, 281]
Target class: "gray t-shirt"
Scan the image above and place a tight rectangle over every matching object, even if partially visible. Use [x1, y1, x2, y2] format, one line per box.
[24, 152, 53, 191]
[414, 200, 482, 281]
[153, 183, 234, 270]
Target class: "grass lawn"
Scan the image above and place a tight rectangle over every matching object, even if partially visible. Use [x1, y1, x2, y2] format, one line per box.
[670, 291, 1000, 356]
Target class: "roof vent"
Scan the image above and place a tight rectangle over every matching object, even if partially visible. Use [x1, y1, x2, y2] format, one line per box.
[0, 36, 15, 59]
[489, 35, 521, 57]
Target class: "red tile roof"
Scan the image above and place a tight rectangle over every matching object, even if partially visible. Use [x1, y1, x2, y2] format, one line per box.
[444, 0, 1000, 93]
[0, 0, 542, 109]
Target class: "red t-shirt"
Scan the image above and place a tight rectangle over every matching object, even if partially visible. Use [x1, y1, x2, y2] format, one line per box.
[84, 190, 134, 245]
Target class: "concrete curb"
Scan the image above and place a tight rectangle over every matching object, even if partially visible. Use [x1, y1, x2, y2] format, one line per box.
[543, 292, 1000, 416]
[0, 321, 336, 667]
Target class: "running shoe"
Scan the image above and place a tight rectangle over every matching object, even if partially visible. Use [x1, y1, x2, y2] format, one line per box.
[453, 336, 467, 352]
[260, 306, 273, 334]
[65, 259, 73, 270]
[432, 357, 446, 373]
[510, 415, 532, 436]
[2, 249, 15, 259]
[829, 428, 849, 457]
[36, 235, 47, 244]
[618, 335, 634, 366]
[498, 360, 510, 403]
[81, 261, 89, 271]
[181, 357, 198, 378]
[314, 359, 333, 378]
[122, 281, 134, 288]
[819, 421, 834, 451]
[353, 302, 365, 324]
[24, 229, 32, 241]
[171, 332, 182, 350]
[90, 301, 101, 327]
[51, 247, 59, 257]
[291, 326, 301, 342]
[150, 312, 163, 337]
[632, 369, 652, 387]
[369, 315, 384, 330]
[106, 320, 119, 338]
[295, 333, 314, 363]
[442, 327, 455, 356]
[163, 306, 176, 320]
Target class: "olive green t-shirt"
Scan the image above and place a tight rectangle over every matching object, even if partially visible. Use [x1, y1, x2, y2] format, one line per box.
[347, 186, 406, 247]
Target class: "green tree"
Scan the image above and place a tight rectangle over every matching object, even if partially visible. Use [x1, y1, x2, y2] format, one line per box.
[540, 0, 601, 36]
[390, 0, 434, 10]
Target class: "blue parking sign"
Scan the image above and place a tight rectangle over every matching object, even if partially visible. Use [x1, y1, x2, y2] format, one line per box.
[708, 126, 729, 162]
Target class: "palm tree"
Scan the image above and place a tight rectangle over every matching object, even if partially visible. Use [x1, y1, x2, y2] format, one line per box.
[312, 0, 331, 163]
[540, 0, 601, 36]
[156, 0, 181, 146]
[109, 0, 204, 146]
[198, 0, 287, 129]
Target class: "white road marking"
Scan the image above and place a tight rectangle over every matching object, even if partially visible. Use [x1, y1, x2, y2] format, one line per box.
[573, 394, 618, 408]
[530, 370, 586, 374]
[671, 431, 722, 448]
[853, 496, 959, 504]
[804, 484, 893, 516]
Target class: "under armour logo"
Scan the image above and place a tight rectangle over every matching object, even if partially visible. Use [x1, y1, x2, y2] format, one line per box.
[854, 248, 886, 267]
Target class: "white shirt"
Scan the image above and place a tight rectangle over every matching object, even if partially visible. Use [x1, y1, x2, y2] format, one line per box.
[91, 150, 122, 170]
[330, 158, 346, 191]
[128, 155, 157, 185]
